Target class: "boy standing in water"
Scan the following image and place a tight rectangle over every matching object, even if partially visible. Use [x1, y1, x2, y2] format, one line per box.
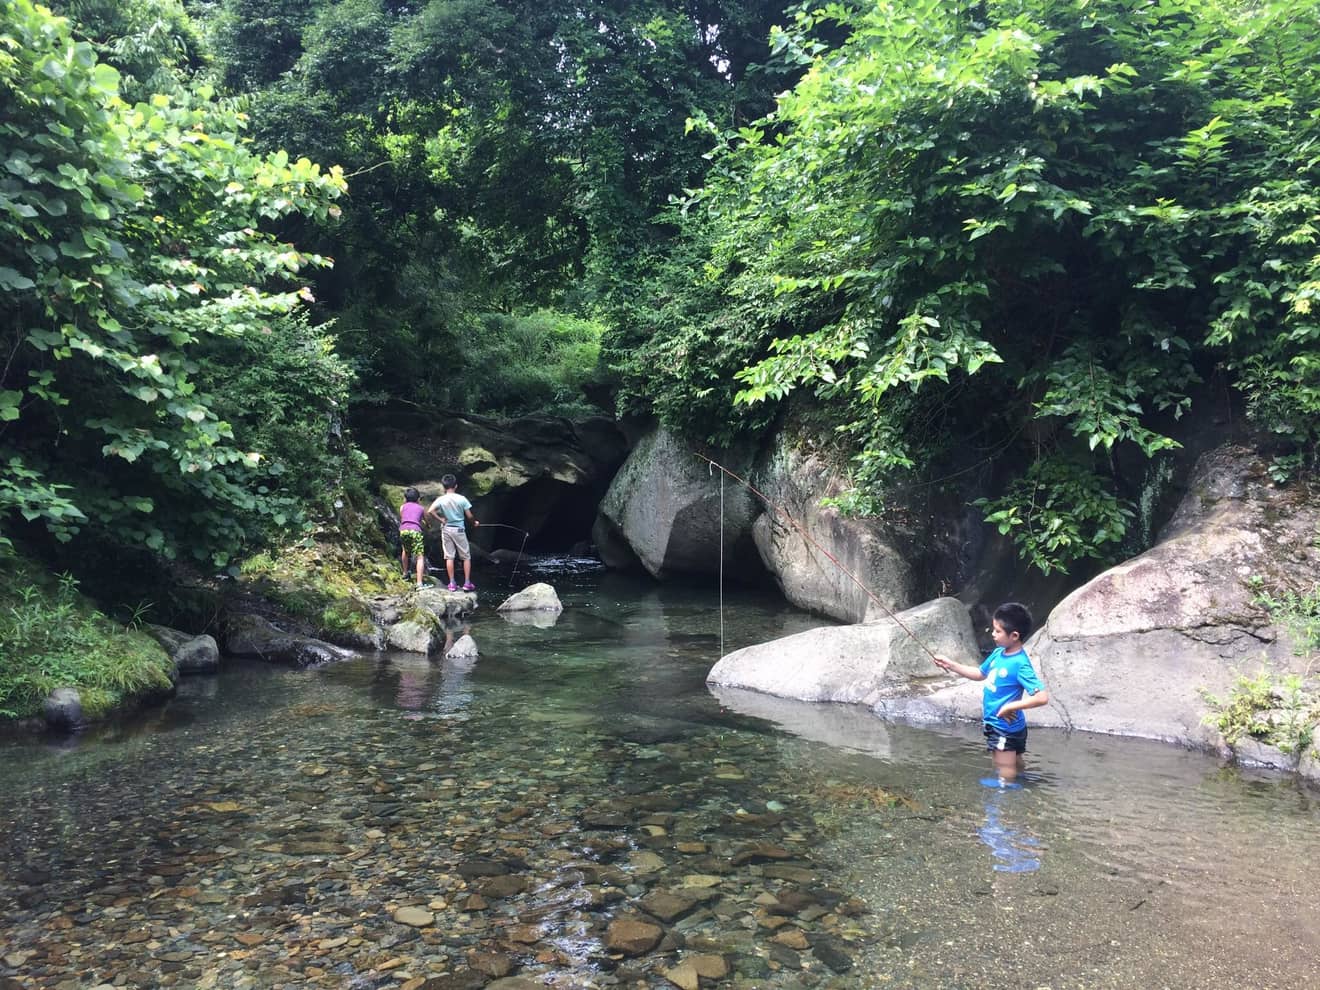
[426, 474, 479, 592]
[933, 602, 1049, 783]
[398, 487, 429, 590]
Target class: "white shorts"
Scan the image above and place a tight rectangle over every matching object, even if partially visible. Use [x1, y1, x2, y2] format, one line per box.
[441, 525, 470, 561]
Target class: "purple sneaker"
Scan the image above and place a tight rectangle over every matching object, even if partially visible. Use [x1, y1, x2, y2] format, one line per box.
[462, 582, 476, 592]
[447, 581, 457, 591]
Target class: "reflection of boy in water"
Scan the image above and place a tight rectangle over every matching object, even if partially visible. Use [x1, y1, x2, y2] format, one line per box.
[978, 789, 1041, 873]
[932, 602, 1048, 783]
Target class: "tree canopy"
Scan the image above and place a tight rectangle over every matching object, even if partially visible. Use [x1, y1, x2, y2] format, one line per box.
[1, 0, 350, 566]
[4, 0, 1317, 581]
[616, 0, 1320, 573]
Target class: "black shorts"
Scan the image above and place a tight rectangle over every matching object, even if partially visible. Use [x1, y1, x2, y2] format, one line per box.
[984, 723, 1027, 754]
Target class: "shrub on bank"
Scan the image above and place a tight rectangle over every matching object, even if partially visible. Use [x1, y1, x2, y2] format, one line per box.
[0, 553, 174, 721]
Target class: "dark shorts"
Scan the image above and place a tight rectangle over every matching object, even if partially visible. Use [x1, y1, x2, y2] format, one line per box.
[984, 722, 1028, 754]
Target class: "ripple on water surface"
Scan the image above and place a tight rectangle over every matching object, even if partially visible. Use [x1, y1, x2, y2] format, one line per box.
[1, 568, 1319, 989]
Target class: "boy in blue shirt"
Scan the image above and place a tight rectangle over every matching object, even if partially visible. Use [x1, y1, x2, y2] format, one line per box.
[425, 474, 479, 592]
[933, 602, 1049, 783]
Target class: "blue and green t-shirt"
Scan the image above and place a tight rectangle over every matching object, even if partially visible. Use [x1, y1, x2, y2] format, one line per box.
[980, 647, 1044, 733]
[430, 492, 472, 528]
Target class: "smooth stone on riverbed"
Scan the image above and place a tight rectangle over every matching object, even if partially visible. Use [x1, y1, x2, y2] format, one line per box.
[148, 624, 220, 674]
[606, 919, 664, 955]
[393, 906, 435, 927]
[496, 583, 563, 613]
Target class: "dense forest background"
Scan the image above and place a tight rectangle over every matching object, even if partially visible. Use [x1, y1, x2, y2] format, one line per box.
[2, 0, 1318, 581]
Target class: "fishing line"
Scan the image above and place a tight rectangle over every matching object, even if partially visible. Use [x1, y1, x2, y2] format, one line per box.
[694, 451, 941, 662]
[476, 522, 530, 588]
[711, 462, 725, 659]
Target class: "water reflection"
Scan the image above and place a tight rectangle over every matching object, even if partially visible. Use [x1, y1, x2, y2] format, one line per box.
[977, 785, 1042, 873]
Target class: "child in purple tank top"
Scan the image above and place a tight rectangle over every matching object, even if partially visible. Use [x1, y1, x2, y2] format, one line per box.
[398, 487, 429, 590]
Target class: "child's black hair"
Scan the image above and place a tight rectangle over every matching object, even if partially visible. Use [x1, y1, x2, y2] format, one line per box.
[441, 473, 457, 489]
[993, 601, 1033, 641]
[404, 486, 420, 502]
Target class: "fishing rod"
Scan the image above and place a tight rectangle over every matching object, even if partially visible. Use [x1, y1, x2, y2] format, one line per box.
[692, 451, 941, 662]
[478, 522, 530, 587]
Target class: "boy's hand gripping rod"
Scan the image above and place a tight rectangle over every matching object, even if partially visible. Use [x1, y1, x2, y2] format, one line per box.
[692, 451, 941, 662]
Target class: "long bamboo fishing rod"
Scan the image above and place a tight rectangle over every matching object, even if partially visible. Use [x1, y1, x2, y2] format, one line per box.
[693, 451, 942, 662]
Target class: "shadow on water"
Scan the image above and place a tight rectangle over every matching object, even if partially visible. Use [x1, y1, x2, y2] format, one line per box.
[1, 562, 1319, 988]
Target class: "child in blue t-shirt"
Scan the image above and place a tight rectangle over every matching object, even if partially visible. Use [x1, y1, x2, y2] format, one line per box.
[933, 602, 1049, 783]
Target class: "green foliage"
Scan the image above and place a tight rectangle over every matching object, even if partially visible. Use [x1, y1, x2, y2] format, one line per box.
[49, 0, 205, 101]
[976, 457, 1136, 576]
[456, 310, 605, 418]
[621, 0, 1320, 575]
[1201, 665, 1318, 755]
[0, 561, 174, 720]
[193, 0, 794, 415]
[0, 0, 351, 567]
[1250, 577, 1320, 658]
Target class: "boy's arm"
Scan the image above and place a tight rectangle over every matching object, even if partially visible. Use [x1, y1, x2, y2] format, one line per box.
[997, 689, 1049, 719]
[465, 507, 479, 527]
[931, 656, 985, 681]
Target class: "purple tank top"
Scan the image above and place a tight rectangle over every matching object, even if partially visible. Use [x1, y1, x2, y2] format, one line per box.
[399, 501, 425, 532]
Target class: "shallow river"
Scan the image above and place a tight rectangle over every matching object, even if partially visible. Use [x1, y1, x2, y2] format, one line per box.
[2, 562, 1319, 989]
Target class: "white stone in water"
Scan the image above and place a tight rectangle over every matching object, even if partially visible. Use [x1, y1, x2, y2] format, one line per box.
[496, 582, 563, 613]
[766, 800, 786, 812]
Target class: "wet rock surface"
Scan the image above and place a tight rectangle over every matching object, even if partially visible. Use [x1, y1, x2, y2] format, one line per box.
[148, 625, 222, 675]
[223, 613, 356, 667]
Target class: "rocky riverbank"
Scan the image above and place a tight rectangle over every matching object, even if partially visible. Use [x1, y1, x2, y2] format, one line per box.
[705, 445, 1320, 782]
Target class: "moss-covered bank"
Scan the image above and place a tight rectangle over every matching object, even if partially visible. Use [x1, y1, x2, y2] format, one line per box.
[0, 550, 174, 722]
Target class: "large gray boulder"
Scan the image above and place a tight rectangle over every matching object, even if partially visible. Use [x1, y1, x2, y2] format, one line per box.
[881, 446, 1320, 748]
[707, 597, 979, 705]
[593, 428, 761, 578]
[147, 624, 220, 674]
[752, 437, 916, 622]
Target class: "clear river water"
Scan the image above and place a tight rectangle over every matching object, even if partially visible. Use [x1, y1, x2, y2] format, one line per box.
[2, 559, 1319, 990]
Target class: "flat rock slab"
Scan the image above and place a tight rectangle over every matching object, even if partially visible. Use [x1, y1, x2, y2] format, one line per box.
[393, 906, 435, 927]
